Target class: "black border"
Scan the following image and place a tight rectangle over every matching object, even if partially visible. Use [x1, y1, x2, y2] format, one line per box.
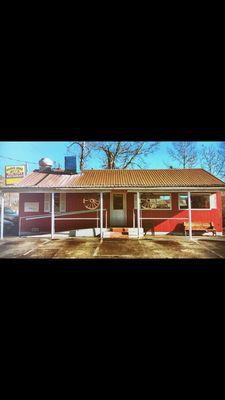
[0, 128, 225, 277]
[0, 127, 225, 142]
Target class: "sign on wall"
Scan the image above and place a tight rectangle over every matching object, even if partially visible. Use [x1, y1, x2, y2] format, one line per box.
[5, 165, 26, 185]
[24, 202, 39, 212]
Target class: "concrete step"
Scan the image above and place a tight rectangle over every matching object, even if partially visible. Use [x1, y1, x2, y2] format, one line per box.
[111, 227, 129, 233]
[103, 231, 129, 239]
[69, 228, 108, 237]
[103, 227, 144, 239]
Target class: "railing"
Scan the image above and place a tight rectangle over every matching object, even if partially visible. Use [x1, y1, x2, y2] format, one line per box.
[19, 208, 108, 236]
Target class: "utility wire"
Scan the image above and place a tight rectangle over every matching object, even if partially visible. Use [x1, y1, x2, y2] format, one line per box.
[0, 155, 39, 165]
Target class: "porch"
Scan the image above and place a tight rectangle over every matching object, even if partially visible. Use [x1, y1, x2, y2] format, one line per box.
[1, 189, 217, 240]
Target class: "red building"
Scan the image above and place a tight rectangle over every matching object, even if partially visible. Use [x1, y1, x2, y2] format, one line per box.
[1, 168, 225, 239]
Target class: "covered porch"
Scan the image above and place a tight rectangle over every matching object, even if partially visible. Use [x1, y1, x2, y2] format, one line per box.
[1, 188, 203, 241]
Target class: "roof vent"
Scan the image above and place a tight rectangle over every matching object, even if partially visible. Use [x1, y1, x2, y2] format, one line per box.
[39, 158, 53, 172]
[65, 156, 77, 174]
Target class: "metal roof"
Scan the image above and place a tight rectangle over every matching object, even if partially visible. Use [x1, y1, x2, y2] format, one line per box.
[4, 168, 225, 189]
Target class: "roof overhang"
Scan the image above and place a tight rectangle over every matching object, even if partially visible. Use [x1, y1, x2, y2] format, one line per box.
[1, 186, 225, 193]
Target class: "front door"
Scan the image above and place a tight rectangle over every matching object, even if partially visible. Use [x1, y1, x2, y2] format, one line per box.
[110, 192, 127, 227]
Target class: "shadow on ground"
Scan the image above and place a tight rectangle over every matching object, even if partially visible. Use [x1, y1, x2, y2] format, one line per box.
[0, 235, 225, 259]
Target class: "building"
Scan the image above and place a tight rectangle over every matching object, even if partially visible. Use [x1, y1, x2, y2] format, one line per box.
[1, 163, 225, 239]
[0, 174, 20, 212]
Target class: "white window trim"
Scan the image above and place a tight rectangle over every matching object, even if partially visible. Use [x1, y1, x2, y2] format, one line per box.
[44, 193, 67, 214]
[24, 202, 40, 212]
[178, 193, 212, 211]
[44, 193, 51, 213]
[134, 193, 172, 211]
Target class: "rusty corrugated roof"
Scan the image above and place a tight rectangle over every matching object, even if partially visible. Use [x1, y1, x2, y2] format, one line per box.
[12, 169, 225, 189]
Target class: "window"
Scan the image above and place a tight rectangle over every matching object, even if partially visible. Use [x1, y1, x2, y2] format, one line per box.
[44, 193, 67, 213]
[179, 193, 210, 209]
[136, 193, 172, 210]
[24, 202, 39, 212]
[179, 194, 188, 210]
[113, 194, 123, 210]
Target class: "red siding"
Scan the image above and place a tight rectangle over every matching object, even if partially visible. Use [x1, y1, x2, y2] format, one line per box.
[19, 191, 223, 235]
[135, 192, 222, 234]
[19, 192, 111, 234]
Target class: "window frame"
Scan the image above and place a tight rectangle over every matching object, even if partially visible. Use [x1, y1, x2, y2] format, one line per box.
[44, 193, 67, 213]
[178, 193, 211, 211]
[134, 193, 172, 211]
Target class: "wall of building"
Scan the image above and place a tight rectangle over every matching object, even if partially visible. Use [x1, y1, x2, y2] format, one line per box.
[134, 192, 222, 234]
[19, 191, 223, 235]
[19, 192, 111, 234]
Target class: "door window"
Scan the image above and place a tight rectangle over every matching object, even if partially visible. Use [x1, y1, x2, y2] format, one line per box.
[113, 194, 123, 210]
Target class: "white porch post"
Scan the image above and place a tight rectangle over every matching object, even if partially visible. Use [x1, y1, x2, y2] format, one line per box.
[188, 191, 192, 240]
[1, 194, 4, 240]
[137, 192, 141, 239]
[100, 192, 103, 239]
[51, 192, 55, 240]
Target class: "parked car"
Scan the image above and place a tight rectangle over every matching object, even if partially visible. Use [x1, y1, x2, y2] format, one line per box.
[0, 207, 19, 235]
[0, 216, 15, 233]
[0, 207, 18, 223]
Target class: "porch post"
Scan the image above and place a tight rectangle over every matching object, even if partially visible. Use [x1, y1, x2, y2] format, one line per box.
[1, 193, 4, 240]
[100, 192, 103, 239]
[137, 191, 141, 239]
[51, 192, 55, 240]
[188, 191, 192, 240]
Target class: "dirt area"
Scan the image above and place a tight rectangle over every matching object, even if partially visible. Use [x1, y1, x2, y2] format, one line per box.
[0, 235, 225, 259]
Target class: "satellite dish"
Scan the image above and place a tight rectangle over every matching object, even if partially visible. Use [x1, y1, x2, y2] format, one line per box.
[39, 158, 54, 167]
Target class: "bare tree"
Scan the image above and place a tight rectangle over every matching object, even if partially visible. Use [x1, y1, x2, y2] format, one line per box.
[167, 142, 198, 168]
[200, 144, 225, 177]
[67, 142, 94, 172]
[94, 141, 159, 169]
[220, 142, 225, 158]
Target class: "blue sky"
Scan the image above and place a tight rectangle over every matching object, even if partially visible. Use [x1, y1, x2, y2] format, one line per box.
[0, 141, 222, 176]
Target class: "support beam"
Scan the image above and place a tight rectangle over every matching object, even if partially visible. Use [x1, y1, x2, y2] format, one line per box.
[1, 194, 4, 240]
[100, 192, 103, 240]
[188, 191, 192, 240]
[51, 192, 55, 239]
[137, 192, 141, 239]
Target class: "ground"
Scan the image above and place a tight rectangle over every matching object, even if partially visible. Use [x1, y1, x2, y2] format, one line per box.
[0, 235, 225, 259]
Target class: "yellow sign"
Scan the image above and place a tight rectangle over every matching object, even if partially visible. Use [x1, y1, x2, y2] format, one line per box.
[5, 165, 26, 185]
